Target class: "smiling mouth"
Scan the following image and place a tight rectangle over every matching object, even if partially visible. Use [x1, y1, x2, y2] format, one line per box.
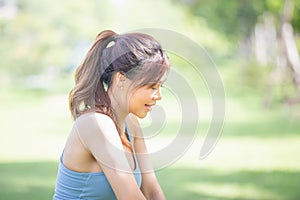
[145, 104, 155, 111]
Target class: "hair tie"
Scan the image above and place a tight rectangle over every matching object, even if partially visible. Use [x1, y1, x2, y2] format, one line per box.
[106, 34, 118, 48]
[106, 41, 115, 48]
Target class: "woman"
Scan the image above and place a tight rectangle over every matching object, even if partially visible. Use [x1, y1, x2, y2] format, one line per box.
[53, 30, 170, 200]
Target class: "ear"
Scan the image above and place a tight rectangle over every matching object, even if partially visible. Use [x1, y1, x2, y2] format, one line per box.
[108, 72, 124, 90]
[114, 72, 127, 91]
[115, 72, 126, 83]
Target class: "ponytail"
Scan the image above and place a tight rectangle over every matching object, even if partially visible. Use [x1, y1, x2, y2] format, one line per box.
[69, 30, 116, 118]
[69, 30, 133, 152]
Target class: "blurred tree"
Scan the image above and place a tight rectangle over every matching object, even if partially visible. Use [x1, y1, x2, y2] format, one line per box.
[177, 0, 300, 106]
[0, 0, 112, 85]
[176, 0, 300, 41]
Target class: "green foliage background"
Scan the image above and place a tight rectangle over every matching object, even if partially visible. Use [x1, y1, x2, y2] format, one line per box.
[1, 0, 300, 199]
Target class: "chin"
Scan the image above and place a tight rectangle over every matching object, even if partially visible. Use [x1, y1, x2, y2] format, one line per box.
[133, 112, 148, 119]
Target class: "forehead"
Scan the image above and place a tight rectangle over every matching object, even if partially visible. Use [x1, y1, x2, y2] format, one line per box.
[150, 71, 168, 84]
[138, 73, 167, 88]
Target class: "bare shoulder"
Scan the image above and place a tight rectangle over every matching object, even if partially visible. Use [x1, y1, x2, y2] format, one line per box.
[76, 112, 113, 123]
[76, 112, 114, 127]
[75, 112, 118, 138]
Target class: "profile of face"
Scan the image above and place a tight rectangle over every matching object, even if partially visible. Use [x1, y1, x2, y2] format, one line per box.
[111, 68, 167, 119]
[128, 72, 167, 118]
[98, 32, 169, 119]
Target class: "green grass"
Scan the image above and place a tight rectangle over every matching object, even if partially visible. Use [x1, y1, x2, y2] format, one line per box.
[0, 162, 58, 199]
[1, 151, 300, 200]
[0, 86, 300, 199]
[157, 167, 300, 200]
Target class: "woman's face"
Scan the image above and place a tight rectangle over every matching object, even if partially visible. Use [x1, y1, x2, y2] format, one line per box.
[129, 82, 163, 118]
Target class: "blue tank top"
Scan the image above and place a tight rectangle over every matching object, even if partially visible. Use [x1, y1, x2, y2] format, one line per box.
[53, 127, 142, 200]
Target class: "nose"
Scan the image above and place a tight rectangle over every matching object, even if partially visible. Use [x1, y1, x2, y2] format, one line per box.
[153, 87, 162, 101]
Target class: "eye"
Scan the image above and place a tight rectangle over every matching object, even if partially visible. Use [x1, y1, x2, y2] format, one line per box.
[151, 83, 161, 90]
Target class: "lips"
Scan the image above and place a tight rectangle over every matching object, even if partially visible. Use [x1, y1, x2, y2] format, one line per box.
[145, 103, 155, 111]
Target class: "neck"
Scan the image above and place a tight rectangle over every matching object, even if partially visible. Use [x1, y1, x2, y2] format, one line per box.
[107, 89, 128, 132]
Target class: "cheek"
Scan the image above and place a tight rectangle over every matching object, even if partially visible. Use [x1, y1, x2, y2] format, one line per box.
[128, 93, 139, 111]
[128, 90, 147, 111]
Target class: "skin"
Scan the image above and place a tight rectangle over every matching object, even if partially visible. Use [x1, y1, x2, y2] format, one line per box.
[62, 72, 166, 200]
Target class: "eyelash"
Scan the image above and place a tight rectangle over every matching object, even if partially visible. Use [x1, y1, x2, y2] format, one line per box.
[152, 84, 163, 90]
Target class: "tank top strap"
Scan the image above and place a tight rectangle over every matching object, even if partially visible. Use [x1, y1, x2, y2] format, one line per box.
[124, 123, 140, 175]
[125, 123, 133, 143]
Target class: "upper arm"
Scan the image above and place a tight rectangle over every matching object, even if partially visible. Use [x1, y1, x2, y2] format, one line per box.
[75, 113, 146, 200]
[126, 114, 165, 198]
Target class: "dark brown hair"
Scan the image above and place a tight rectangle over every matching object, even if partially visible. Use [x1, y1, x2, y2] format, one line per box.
[69, 30, 169, 150]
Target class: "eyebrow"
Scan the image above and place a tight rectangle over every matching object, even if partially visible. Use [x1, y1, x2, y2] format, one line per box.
[146, 82, 160, 87]
[146, 77, 168, 87]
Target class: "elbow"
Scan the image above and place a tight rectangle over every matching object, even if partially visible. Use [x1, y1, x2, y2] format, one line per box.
[144, 188, 165, 200]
